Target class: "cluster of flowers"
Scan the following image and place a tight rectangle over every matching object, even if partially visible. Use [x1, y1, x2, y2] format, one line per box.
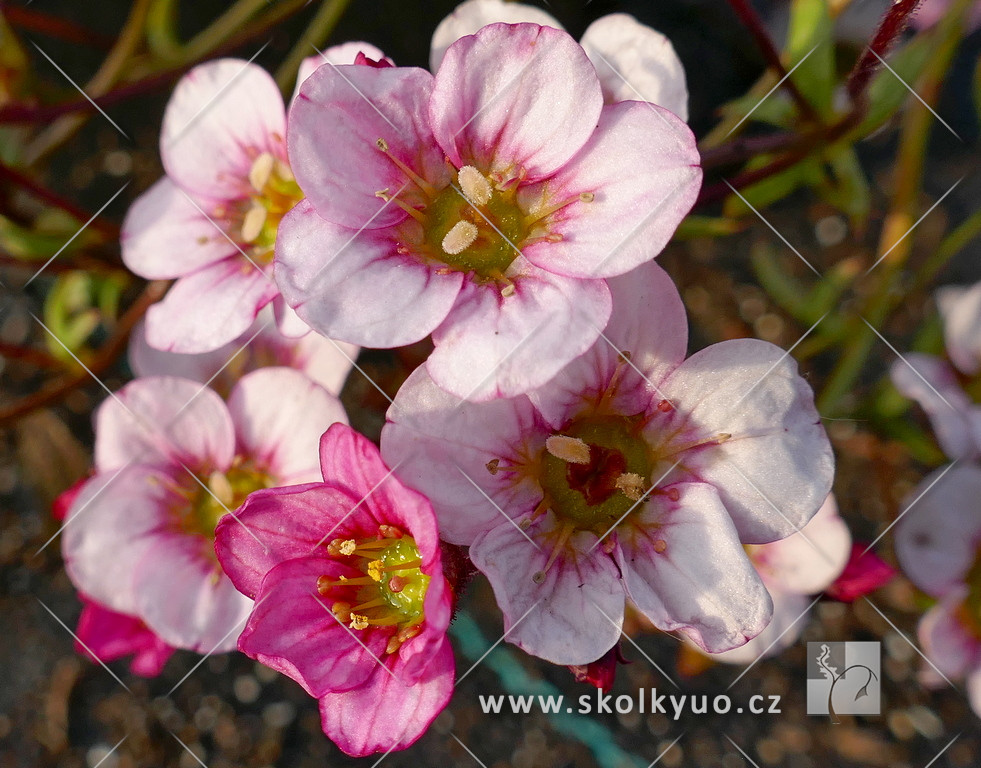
[54, 0, 881, 755]
[892, 282, 981, 716]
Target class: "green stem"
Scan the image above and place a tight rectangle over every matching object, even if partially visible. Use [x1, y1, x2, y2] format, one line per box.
[182, 0, 271, 63]
[275, 0, 354, 91]
[910, 207, 981, 295]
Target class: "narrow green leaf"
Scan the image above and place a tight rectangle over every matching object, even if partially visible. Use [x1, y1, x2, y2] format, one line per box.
[786, 0, 835, 116]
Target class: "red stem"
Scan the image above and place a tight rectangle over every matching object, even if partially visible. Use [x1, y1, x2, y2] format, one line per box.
[846, 0, 923, 101]
[1, 4, 115, 49]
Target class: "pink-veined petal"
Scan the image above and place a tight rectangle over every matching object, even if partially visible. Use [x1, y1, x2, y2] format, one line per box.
[937, 283, 981, 376]
[429, 0, 563, 72]
[430, 23, 602, 182]
[618, 482, 772, 653]
[144, 258, 278, 354]
[530, 260, 687, 427]
[895, 463, 981, 597]
[653, 338, 834, 543]
[227, 368, 347, 482]
[427, 261, 611, 401]
[238, 556, 388, 696]
[708, 589, 810, 665]
[382, 365, 545, 544]
[293, 42, 391, 103]
[317, 639, 454, 757]
[93, 376, 234, 473]
[519, 100, 700, 280]
[294, 331, 359, 398]
[288, 64, 448, 229]
[161, 60, 286, 200]
[275, 200, 462, 348]
[918, 594, 980, 679]
[121, 178, 236, 279]
[470, 514, 624, 665]
[580, 14, 689, 119]
[75, 596, 174, 677]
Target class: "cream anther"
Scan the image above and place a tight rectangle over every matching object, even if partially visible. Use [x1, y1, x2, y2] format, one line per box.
[545, 435, 591, 465]
[459, 166, 493, 206]
[442, 220, 479, 255]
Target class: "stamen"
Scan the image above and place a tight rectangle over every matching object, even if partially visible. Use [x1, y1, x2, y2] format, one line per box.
[274, 158, 294, 183]
[248, 152, 275, 192]
[240, 204, 267, 243]
[530, 497, 550, 522]
[375, 189, 427, 223]
[525, 190, 593, 226]
[458, 165, 492, 206]
[661, 432, 732, 457]
[367, 560, 385, 582]
[545, 435, 591, 465]
[327, 539, 358, 556]
[653, 539, 667, 554]
[486, 458, 500, 475]
[350, 614, 370, 630]
[352, 597, 388, 612]
[331, 601, 351, 622]
[501, 283, 516, 298]
[375, 138, 437, 197]
[614, 472, 645, 501]
[378, 525, 403, 539]
[442, 220, 479, 255]
[532, 522, 576, 583]
[207, 471, 234, 508]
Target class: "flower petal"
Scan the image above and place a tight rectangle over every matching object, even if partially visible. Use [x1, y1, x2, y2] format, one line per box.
[121, 178, 236, 279]
[275, 200, 462, 347]
[294, 331, 359, 398]
[238, 556, 387, 696]
[288, 64, 448, 230]
[895, 463, 981, 597]
[530, 260, 688, 427]
[382, 365, 545, 544]
[653, 338, 834, 543]
[294, 42, 391, 103]
[889, 353, 981, 459]
[708, 590, 809, 665]
[430, 23, 602, 181]
[215, 482, 357, 598]
[75, 596, 174, 677]
[227, 367, 347, 482]
[429, 0, 563, 72]
[145, 259, 278, 354]
[427, 261, 611, 400]
[470, 514, 624, 665]
[161, 60, 286, 200]
[579, 14, 689, 119]
[937, 283, 981, 376]
[918, 595, 979, 679]
[754, 494, 851, 595]
[618, 482, 772, 653]
[93, 376, 234, 473]
[318, 639, 454, 757]
[519, 100, 700, 280]
[132, 533, 253, 652]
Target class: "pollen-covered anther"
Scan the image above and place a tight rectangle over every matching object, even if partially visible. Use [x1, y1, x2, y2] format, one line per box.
[458, 165, 493, 206]
[248, 152, 275, 192]
[367, 559, 385, 582]
[501, 282, 516, 298]
[241, 204, 267, 242]
[442, 220, 479, 255]
[327, 538, 358, 557]
[545, 435, 591, 465]
[615, 472, 646, 501]
[349, 613, 370, 630]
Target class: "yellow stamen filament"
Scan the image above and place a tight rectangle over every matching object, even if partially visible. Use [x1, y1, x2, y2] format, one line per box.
[375, 138, 437, 197]
[459, 165, 493, 206]
[248, 152, 275, 192]
[375, 189, 427, 223]
[442, 220, 479, 255]
[545, 435, 591, 465]
[661, 432, 732, 457]
[615, 472, 645, 501]
[525, 190, 594, 227]
[532, 521, 576, 583]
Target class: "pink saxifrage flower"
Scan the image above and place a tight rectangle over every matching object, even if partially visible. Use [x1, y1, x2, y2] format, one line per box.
[75, 595, 176, 677]
[382, 261, 834, 665]
[128, 305, 358, 398]
[215, 424, 454, 756]
[895, 463, 981, 717]
[121, 44, 385, 354]
[431, 1, 689, 120]
[708, 495, 850, 665]
[277, 22, 701, 401]
[61, 368, 346, 653]
[891, 282, 981, 460]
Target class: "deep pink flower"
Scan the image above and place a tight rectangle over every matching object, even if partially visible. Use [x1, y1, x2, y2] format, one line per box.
[215, 424, 454, 756]
[75, 594, 175, 677]
[709, 495, 850, 665]
[278, 22, 700, 400]
[121, 44, 385, 353]
[891, 283, 981, 459]
[61, 368, 346, 652]
[825, 543, 895, 603]
[128, 307, 358, 398]
[383, 261, 833, 664]
[431, 2, 689, 119]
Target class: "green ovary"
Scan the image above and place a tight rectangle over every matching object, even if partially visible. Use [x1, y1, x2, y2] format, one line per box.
[539, 414, 653, 534]
[373, 537, 429, 626]
[191, 465, 272, 536]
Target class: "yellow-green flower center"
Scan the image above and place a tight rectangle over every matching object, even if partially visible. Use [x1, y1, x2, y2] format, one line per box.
[235, 151, 303, 264]
[191, 464, 273, 536]
[319, 528, 430, 654]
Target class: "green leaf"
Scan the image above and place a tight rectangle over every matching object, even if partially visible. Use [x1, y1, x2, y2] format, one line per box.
[786, 0, 835, 117]
[0, 215, 73, 260]
[42, 271, 124, 364]
[818, 146, 871, 228]
[723, 154, 825, 217]
[674, 215, 744, 239]
[718, 89, 796, 130]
